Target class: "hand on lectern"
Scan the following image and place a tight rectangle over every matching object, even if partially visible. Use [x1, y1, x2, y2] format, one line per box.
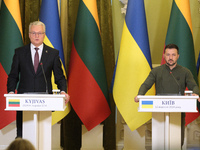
[192, 93, 200, 102]
[8, 91, 14, 94]
[134, 96, 139, 103]
[60, 91, 70, 104]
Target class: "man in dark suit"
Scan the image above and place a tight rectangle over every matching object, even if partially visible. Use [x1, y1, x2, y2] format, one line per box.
[7, 21, 70, 138]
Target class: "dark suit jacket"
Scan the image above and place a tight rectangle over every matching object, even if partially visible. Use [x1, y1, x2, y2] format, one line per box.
[7, 43, 67, 94]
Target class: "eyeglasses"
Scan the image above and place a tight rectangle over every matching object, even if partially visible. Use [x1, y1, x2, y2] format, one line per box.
[29, 32, 45, 36]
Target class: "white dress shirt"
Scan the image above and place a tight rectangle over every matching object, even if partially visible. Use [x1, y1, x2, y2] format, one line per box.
[30, 43, 44, 65]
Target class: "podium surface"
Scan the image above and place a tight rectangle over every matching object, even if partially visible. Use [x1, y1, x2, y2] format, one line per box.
[138, 95, 198, 150]
[4, 94, 66, 150]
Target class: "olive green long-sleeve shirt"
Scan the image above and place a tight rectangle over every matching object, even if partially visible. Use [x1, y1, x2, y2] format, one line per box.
[138, 64, 199, 95]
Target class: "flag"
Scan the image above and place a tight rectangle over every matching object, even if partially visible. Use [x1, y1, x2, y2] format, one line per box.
[113, 0, 155, 131]
[39, 0, 71, 125]
[163, 0, 199, 125]
[142, 101, 153, 109]
[68, 0, 111, 131]
[197, 52, 200, 75]
[0, 0, 23, 129]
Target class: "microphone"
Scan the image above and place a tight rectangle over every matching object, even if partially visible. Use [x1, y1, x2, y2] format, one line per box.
[170, 71, 181, 95]
[40, 62, 48, 94]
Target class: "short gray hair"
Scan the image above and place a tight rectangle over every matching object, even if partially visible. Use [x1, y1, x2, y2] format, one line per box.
[29, 21, 46, 33]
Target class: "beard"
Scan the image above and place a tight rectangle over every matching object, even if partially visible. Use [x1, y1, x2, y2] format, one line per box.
[165, 59, 177, 67]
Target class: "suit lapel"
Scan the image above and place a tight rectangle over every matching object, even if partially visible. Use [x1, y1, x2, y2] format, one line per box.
[25, 44, 35, 74]
[37, 44, 49, 74]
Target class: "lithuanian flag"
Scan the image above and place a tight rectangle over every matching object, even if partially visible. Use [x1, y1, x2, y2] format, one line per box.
[0, 0, 23, 129]
[68, 0, 111, 131]
[9, 99, 20, 107]
[163, 0, 199, 125]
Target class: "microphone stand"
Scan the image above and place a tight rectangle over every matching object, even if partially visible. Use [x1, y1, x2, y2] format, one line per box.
[40, 62, 48, 94]
[170, 71, 181, 95]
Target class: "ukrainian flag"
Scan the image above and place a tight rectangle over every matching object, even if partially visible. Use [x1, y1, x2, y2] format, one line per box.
[142, 101, 153, 109]
[113, 0, 155, 131]
[39, 0, 70, 125]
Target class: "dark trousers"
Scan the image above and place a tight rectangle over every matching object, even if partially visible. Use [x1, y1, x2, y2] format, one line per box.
[16, 111, 23, 138]
[181, 112, 186, 147]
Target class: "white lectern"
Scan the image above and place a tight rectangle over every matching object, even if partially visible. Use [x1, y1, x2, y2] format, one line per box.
[4, 94, 66, 150]
[138, 95, 198, 150]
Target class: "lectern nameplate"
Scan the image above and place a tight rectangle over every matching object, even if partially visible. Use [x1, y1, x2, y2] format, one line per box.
[138, 95, 198, 112]
[4, 94, 66, 111]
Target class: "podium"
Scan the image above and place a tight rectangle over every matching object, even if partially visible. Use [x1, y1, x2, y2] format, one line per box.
[137, 95, 198, 150]
[4, 94, 66, 150]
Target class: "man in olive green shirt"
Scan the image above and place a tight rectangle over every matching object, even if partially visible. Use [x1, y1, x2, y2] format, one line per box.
[137, 63, 199, 96]
[135, 44, 199, 98]
[134, 43, 200, 146]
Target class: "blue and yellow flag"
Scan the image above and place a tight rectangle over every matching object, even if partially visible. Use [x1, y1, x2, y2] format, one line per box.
[113, 0, 155, 131]
[39, 0, 70, 125]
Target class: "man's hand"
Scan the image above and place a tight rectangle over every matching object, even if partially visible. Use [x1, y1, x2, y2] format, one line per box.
[8, 92, 14, 94]
[134, 96, 139, 103]
[60, 91, 70, 104]
[192, 93, 200, 102]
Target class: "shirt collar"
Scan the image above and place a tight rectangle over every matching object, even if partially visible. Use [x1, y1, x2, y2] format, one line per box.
[31, 43, 44, 51]
[164, 63, 179, 71]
